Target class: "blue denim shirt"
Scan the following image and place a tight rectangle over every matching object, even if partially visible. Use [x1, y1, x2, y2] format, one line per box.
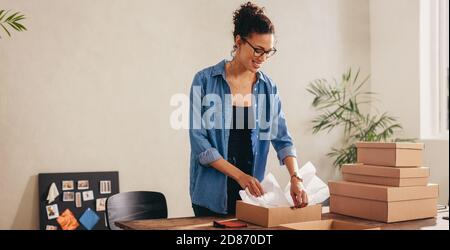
[189, 59, 297, 214]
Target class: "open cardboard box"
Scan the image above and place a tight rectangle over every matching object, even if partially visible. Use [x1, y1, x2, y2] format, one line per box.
[356, 142, 424, 167]
[329, 181, 438, 223]
[235, 200, 322, 228]
[342, 163, 429, 187]
[280, 219, 380, 230]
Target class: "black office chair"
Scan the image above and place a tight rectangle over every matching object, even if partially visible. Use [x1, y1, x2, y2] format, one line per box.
[106, 191, 168, 230]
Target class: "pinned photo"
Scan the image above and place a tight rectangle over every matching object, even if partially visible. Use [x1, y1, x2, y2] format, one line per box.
[75, 192, 82, 208]
[77, 180, 89, 190]
[62, 180, 74, 191]
[45, 225, 58, 230]
[96, 198, 107, 211]
[99, 180, 111, 194]
[46, 204, 59, 220]
[82, 190, 94, 201]
[63, 192, 74, 202]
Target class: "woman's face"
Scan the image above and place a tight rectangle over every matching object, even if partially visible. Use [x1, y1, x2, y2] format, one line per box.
[235, 33, 275, 73]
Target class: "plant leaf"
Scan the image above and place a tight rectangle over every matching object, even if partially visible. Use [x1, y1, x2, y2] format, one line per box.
[0, 23, 11, 37]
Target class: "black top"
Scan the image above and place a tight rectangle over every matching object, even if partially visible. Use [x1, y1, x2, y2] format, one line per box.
[227, 106, 255, 214]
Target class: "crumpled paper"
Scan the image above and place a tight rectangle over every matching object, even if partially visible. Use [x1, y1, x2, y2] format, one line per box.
[239, 161, 329, 207]
[46, 182, 60, 204]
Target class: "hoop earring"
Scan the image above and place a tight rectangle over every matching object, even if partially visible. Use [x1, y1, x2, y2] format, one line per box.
[230, 45, 238, 58]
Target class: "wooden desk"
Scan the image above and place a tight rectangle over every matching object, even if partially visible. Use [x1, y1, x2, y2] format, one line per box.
[115, 207, 449, 230]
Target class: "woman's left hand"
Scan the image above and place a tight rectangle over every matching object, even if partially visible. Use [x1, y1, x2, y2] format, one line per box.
[290, 177, 308, 208]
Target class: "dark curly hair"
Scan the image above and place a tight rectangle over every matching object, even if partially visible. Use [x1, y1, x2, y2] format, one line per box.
[232, 1, 275, 39]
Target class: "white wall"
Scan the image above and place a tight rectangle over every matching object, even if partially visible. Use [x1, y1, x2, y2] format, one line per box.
[370, 0, 449, 204]
[370, 0, 421, 138]
[0, 0, 371, 229]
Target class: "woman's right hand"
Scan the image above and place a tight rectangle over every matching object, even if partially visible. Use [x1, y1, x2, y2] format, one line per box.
[209, 159, 265, 197]
[237, 173, 264, 197]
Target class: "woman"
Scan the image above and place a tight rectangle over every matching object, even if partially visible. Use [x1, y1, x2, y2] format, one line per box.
[189, 2, 308, 217]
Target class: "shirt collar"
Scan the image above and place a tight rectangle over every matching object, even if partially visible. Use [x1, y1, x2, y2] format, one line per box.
[212, 59, 266, 84]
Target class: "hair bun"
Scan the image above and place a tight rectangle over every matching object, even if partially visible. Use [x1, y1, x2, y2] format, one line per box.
[236, 2, 265, 17]
[233, 2, 264, 27]
[232, 2, 274, 39]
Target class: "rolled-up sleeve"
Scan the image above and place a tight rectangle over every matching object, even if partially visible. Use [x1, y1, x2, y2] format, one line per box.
[270, 85, 298, 166]
[189, 72, 223, 166]
[276, 145, 297, 166]
[197, 148, 222, 166]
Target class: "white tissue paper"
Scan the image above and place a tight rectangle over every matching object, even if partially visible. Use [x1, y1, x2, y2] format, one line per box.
[46, 182, 60, 204]
[239, 161, 329, 207]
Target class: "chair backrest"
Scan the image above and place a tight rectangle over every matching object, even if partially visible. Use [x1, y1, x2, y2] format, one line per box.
[106, 191, 167, 230]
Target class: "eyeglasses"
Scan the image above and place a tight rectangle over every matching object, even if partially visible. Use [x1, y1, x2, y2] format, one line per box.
[242, 38, 277, 58]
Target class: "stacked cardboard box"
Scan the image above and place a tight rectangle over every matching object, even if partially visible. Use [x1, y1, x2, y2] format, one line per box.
[329, 142, 439, 223]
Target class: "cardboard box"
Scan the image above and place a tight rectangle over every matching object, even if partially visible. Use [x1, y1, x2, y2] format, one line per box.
[329, 181, 438, 223]
[280, 219, 380, 230]
[356, 142, 424, 167]
[329, 181, 438, 201]
[235, 201, 322, 227]
[342, 163, 429, 187]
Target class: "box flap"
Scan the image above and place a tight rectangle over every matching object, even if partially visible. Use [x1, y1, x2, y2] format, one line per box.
[356, 142, 424, 150]
[328, 181, 438, 201]
[280, 219, 380, 230]
[342, 164, 430, 178]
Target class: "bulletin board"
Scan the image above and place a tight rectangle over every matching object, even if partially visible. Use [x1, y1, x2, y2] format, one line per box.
[38, 171, 119, 230]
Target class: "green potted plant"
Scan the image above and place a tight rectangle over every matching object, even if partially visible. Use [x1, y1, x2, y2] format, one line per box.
[307, 69, 414, 168]
[0, 9, 27, 38]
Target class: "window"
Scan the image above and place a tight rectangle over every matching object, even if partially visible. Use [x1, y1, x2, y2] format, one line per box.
[420, 0, 449, 139]
[438, 0, 449, 133]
